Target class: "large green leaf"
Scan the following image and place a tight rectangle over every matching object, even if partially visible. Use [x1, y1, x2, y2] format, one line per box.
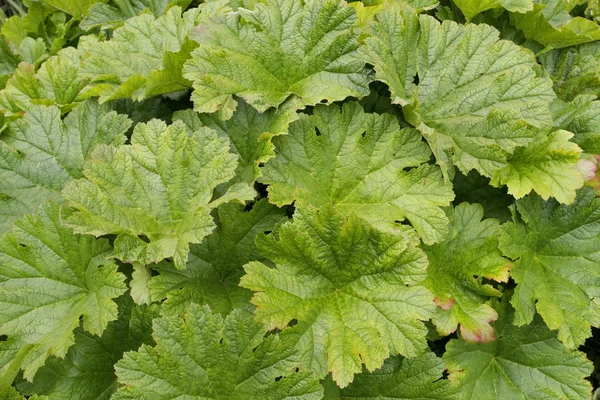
[444, 297, 593, 399]
[423, 203, 511, 343]
[79, 6, 199, 102]
[241, 206, 435, 387]
[174, 96, 303, 188]
[260, 102, 454, 245]
[361, 5, 586, 203]
[0, 101, 131, 234]
[539, 42, 600, 101]
[0, 203, 127, 383]
[149, 200, 286, 315]
[499, 187, 600, 349]
[0, 51, 88, 116]
[62, 119, 255, 269]
[329, 352, 459, 399]
[511, 0, 600, 48]
[113, 304, 323, 399]
[17, 295, 158, 400]
[454, 0, 533, 21]
[183, 0, 372, 119]
[552, 94, 600, 154]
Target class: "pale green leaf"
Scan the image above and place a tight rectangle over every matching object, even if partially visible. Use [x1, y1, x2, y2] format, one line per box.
[362, 7, 571, 202]
[552, 94, 600, 153]
[113, 304, 323, 399]
[511, 0, 600, 48]
[183, 0, 372, 118]
[490, 130, 583, 204]
[0, 53, 88, 115]
[0, 203, 127, 383]
[240, 206, 435, 387]
[499, 187, 600, 349]
[333, 352, 459, 400]
[539, 42, 600, 101]
[174, 96, 303, 187]
[62, 119, 256, 269]
[149, 199, 286, 315]
[40, 0, 104, 18]
[0, 101, 131, 234]
[261, 102, 454, 245]
[454, 0, 533, 21]
[0, 386, 47, 400]
[80, 3, 128, 31]
[79, 7, 199, 101]
[17, 295, 158, 400]
[423, 203, 511, 343]
[360, 1, 419, 106]
[444, 297, 593, 399]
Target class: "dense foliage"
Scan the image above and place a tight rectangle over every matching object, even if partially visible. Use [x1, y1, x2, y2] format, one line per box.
[0, 0, 600, 398]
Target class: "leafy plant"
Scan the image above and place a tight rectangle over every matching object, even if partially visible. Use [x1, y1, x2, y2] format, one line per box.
[0, 0, 599, 398]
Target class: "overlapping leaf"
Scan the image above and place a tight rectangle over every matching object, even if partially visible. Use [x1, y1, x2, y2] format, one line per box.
[79, 6, 199, 102]
[113, 304, 323, 399]
[183, 0, 372, 119]
[362, 3, 584, 203]
[174, 96, 303, 188]
[0, 100, 131, 233]
[149, 200, 286, 315]
[0, 51, 88, 116]
[499, 187, 600, 349]
[511, 0, 600, 48]
[329, 352, 459, 399]
[241, 206, 435, 387]
[62, 118, 255, 269]
[552, 94, 600, 153]
[261, 102, 454, 244]
[453, 0, 533, 21]
[423, 203, 511, 343]
[539, 42, 600, 101]
[0, 203, 127, 383]
[17, 295, 158, 399]
[80, 0, 192, 31]
[444, 297, 593, 399]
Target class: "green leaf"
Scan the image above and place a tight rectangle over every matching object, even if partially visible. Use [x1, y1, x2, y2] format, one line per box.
[0, 203, 127, 383]
[552, 94, 600, 154]
[454, 0, 533, 21]
[174, 96, 303, 188]
[490, 129, 583, 204]
[240, 206, 435, 387]
[17, 295, 158, 400]
[0, 36, 20, 88]
[333, 352, 459, 400]
[79, 6, 199, 101]
[80, 3, 128, 31]
[40, 0, 104, 18]
[359, 1, 418, 106]
[183, 0, 372, 119]
[444, 297, 594, 399]
[511, 0, 600, 48]
[260, 102, 454, 245]
[423, 203, 511, 343]
[539, 42, 600, 102]
[62, 119, 256, 269]
[0, 101, 131, 234]
[149, 199, 286, 315]
[0, 386, 47, 400]
[361, 7, 573, 202]
[0, 52, 88, 115]
[113, 304, 323, 399]
[499, 187, 600, 349]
